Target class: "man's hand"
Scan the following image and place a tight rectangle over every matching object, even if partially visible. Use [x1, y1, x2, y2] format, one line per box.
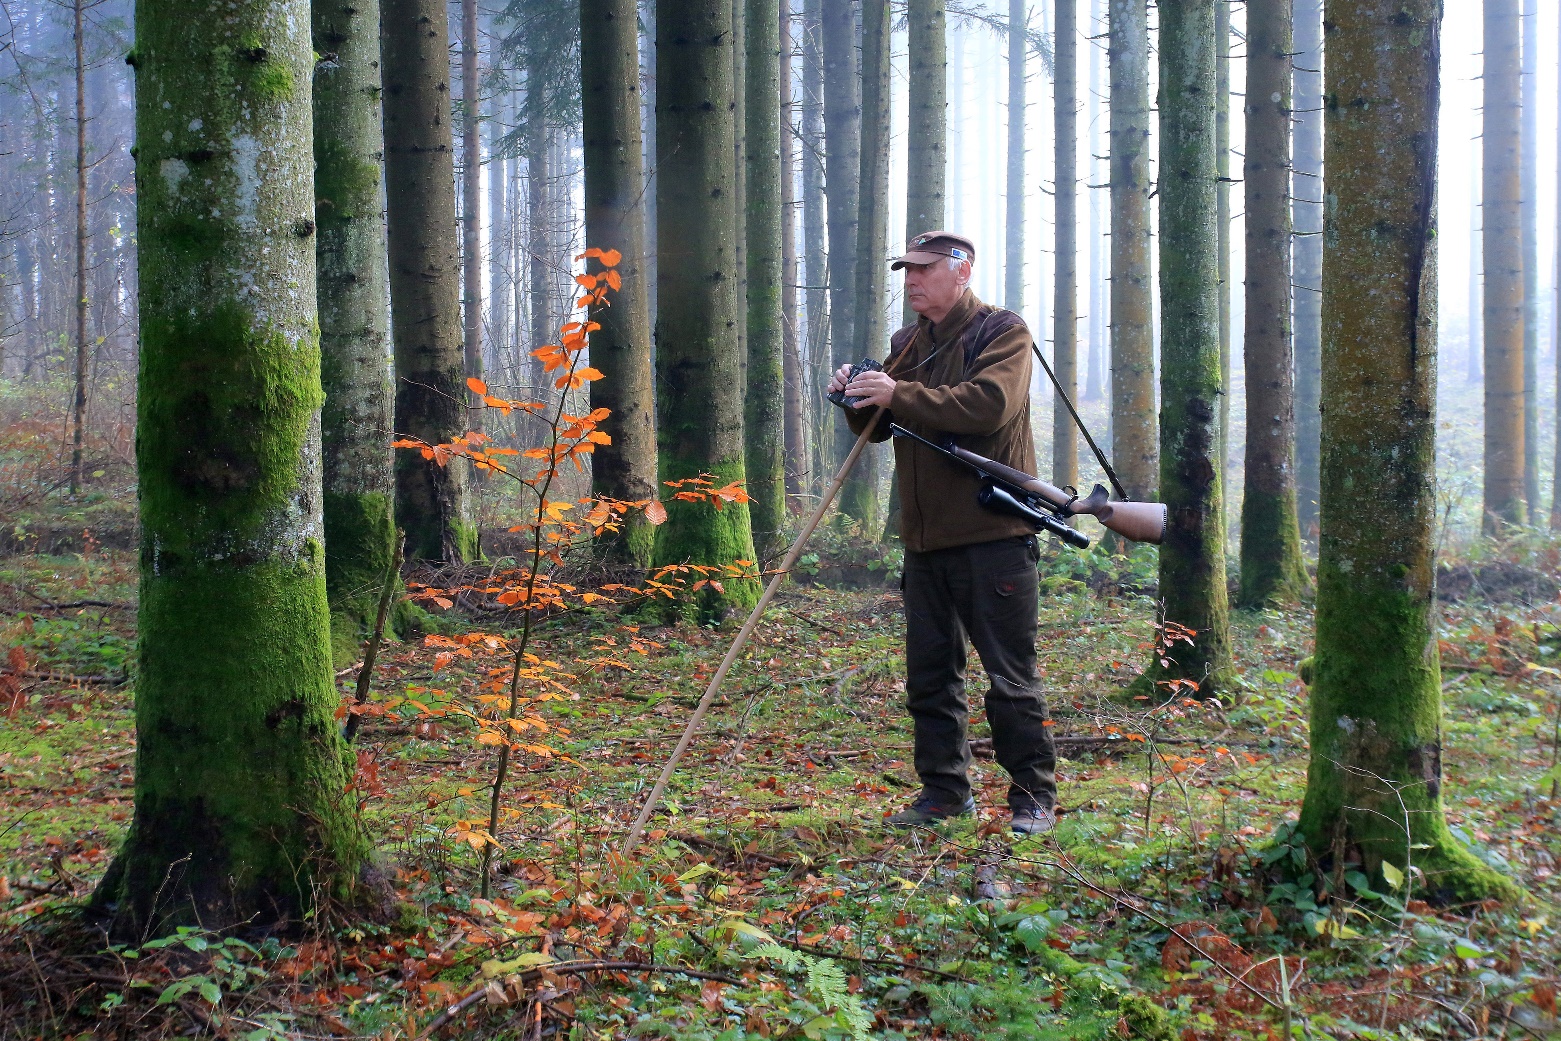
[844, 369, 896, 409]
[827, 362, 855, 396]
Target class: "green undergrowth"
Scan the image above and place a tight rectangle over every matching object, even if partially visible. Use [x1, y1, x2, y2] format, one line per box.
[1, 543, 1559, 1040]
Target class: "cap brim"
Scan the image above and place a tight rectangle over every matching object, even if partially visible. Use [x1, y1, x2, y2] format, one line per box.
[889, 250, 948, 270]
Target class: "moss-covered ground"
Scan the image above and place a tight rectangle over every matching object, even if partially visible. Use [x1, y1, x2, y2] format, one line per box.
[2, 521, 1559, 1040]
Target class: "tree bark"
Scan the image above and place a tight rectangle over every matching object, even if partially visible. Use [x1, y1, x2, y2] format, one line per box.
[525, 69, 552, 358]
[1108, 0, 1154, 502]
[1521, 0, 1538, 515]
[581, 0, 658, 566]
[801, 0, 828, 496]
[1149, 0, 1232, 695]
[907, 0, 947, 270]
[1291, 0, 1322, 538]
[97, 0, 367, 933]
[1004, 0, 1023, 315]
[1213, 0, 1230, 503]
[1085, 0, 1106, 403]
[315, 0, 398, 654]
[745, 0, 786, 556]
[1468, 152, 1483, 385]
[821, 0, 861, 488]
[1297, 0, 1514, 902]
[1052, 0, 1078, 491]
[653, 0, 761, 619]
[1484, 0, 1525, 530]
[383, 0, 474, 562]
[460, 0, 482, 430]
[1237, 0, 1308, 607]
[69, 0, 88, 496]
[780, 1, 805, 504]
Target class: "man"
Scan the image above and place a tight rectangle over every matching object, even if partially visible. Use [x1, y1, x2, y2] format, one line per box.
[828, 231, 1057, 836]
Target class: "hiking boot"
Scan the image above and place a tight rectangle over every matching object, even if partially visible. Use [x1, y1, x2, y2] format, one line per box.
[885, 793, 976, 827]
[1009, 802, 1056, 836]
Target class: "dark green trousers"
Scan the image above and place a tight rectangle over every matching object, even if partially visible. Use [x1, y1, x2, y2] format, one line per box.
[902, 535, 1057, 810]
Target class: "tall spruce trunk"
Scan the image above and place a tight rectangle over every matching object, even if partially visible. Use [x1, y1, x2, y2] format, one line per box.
[801, 0, 829, 495]
[581, 0, 657, 565]
[1213, 0, 1230, 496]
[1291, 0, 1322, 538]
[1004, 0, 1023, 315]
[1108, 0, 1154, 501]
[1151, 0, 1232, 695]
[1237, 0, 1307, 607]
[460, 0, 482, 429]
[821, 0, 861, 492]
[97, 0, 367, 933]
[1484, 0, 1525, 530]
[780, 1, 806, 503]
[314, 0, 398, 653]
[652, 0, 761, 618]
[525, 72, 552, 356]
[69, 0, 87, 495]
[1521, 0, 1538, 514]
[1085, 0, 1106, 403]
[488, 86, 510, 371]
[846, 0, 889, 534]
[733, 0, 749, 388]
[382, 0, 474, 561]
[1052, 0, 1078, 490]
[745, 0, 787, 556]
[1297, 0, 1513, 902]
[907, 0, 946, 261]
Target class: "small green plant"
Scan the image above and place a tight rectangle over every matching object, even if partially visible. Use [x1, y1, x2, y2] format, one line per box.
[750, 941, 874, 1041]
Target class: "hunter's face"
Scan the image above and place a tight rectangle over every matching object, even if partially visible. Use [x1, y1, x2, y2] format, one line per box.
[903, 258, 970, 321]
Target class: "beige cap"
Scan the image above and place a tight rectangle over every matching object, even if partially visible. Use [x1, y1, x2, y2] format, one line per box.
[890, 231, 976, 270]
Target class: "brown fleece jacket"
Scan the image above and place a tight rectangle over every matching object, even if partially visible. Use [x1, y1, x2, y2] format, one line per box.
[846, 289, 1039, 552]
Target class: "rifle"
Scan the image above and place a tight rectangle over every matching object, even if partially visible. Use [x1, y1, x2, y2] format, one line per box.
[888, 423, 1167, 548]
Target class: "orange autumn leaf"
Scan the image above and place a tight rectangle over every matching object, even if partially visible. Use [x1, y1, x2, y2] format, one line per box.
[645, 500, 668, 526]
[467, 376, 488, 395]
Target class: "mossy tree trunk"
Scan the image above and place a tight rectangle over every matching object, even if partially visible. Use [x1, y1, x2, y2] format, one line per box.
[780, 3, 805, 505]
[382, 0, 474, 562]
[1052, 0, 1078, 491]
[653, 0, 761, 619]
[1108, 0, 1154, 502]
[822, 0, 863, 504]
[1520, 0, 1538, 516]
[1151, 0, 1232, 694]
[97, 0, 367, 934]
[1297, 0, 1514, 902]
[1237, 0, 1308, 608]
[314, 0, 398, 658]
[460, 0, 482, 430]
[744, 0, 786, 557]
[581, 0, 657, 566]
[1483, 0, 1525, 530]
[801, 0, 829, 497]
[906, 0, 946, 296]
[1003, 0, 1023, 314]
[1291, 0, 1322, 540]
[1213, 0, 1230, 500]
[845, 0, 889, 533]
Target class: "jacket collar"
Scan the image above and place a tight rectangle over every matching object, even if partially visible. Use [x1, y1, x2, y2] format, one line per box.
[920, 288, 983, 348]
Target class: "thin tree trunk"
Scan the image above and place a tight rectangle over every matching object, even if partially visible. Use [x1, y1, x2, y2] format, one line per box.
[96, 0, 366, 933]
[1554, 6, 1561, 530]
[1108, 0, 1154, 501]
[801, 0, 829, 496]
[1469, 151, 1483, 384]
[1214, 0, 1230, 503]
[846, 0, 889, 533]
[581, 0, 658, 566]
[1085, 0, 1106, 403]
[69, 0, 87, 495]
[488, 87, 509, 372]
[1484, 0, 1525, 529]
[315, 0, 398, 650]
[1521, 0, 1538, 514]
[1052, 0, 1078, 490]
[653, 0, 761, 618]
[1237, 0, 1307, 607]
[640, 1, 657, 331]
[745, 0, 786, 556]
[383, 0, 474, 562]
[461, 0, 482, 431]
[734, 0, 749, 390]
[1297, 0, 1514, 902]
[822, 0, 861, 482]
[1291, 0, 1322, 538]
[781, 0, 805, 504]
[1004, 0, 1023, 315]
[1150, 0, 1232, 695]
[526, 68, 552, 357]
[907, 0, 947, 270]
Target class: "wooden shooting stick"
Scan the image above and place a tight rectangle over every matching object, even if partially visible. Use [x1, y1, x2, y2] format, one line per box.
[623, 409, 885, 849]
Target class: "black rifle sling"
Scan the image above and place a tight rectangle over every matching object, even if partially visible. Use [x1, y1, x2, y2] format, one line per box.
[1028, 339, 1128, 502]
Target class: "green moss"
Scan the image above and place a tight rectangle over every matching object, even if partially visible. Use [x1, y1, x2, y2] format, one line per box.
[314, 138, 382, 226]
[249, 59, 295, 103]
[323, 490, 398, 662]
[652, 459, 761, 623]
[1238, 486, 1311, 607]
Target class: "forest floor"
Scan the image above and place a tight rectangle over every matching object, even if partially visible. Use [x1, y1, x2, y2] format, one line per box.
[1, 531, 1560, 1041]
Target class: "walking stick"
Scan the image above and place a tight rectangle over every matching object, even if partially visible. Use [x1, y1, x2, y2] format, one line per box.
[623, 408, 886, 850]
